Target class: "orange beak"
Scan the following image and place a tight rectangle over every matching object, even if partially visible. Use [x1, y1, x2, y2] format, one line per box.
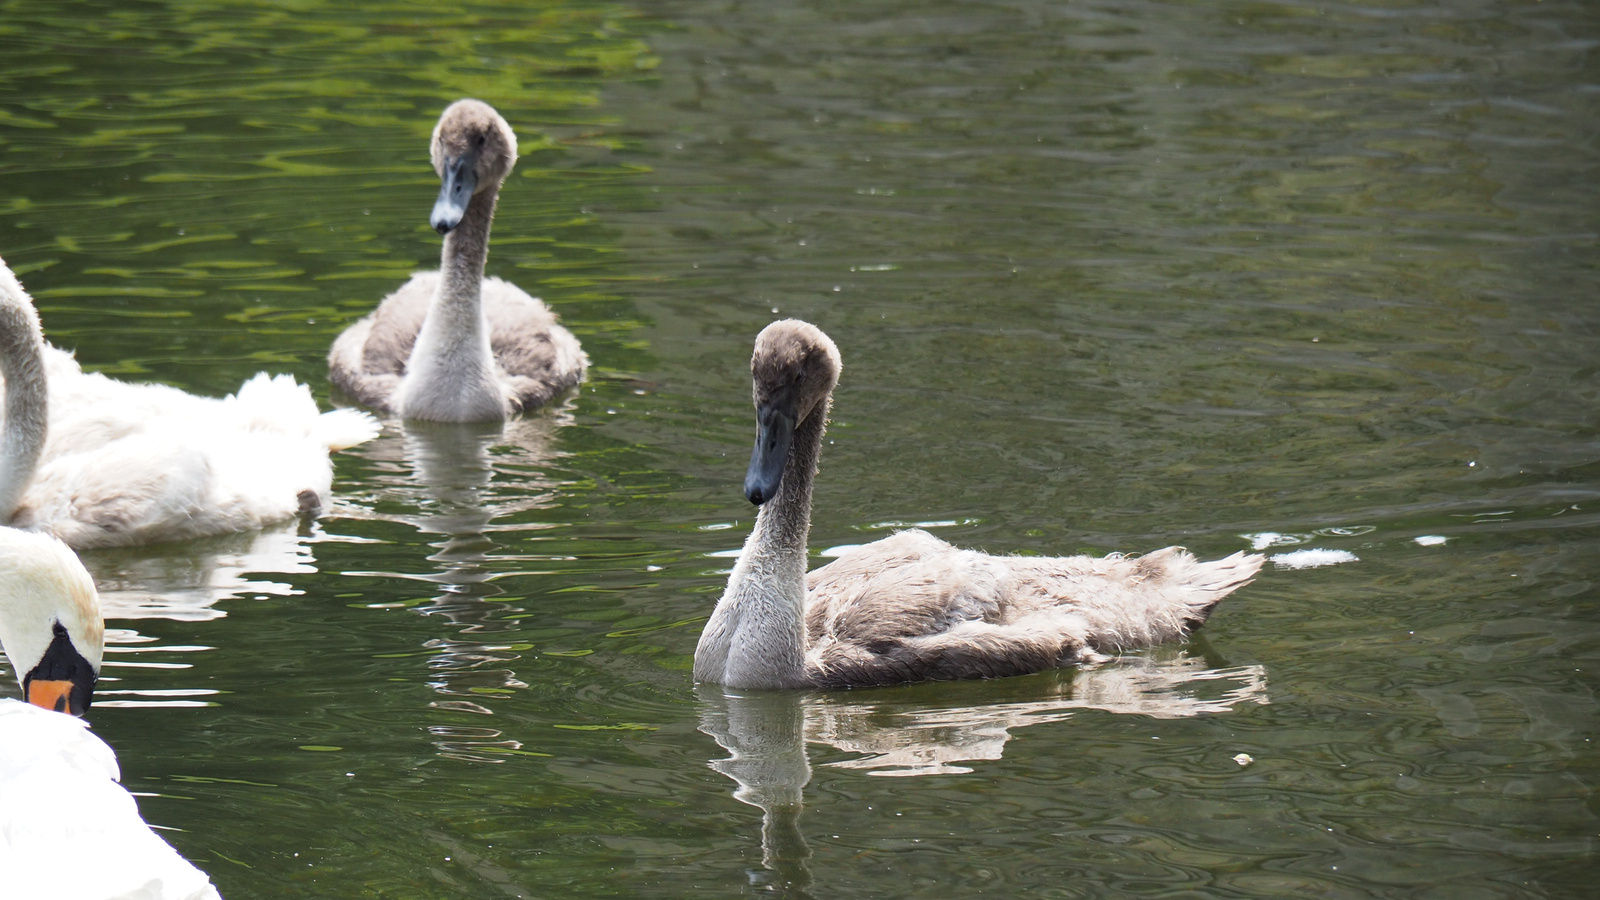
[26, 679, 77, 715]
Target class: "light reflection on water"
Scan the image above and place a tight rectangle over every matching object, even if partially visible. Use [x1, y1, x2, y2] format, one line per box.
[85, 524, 319, 620]
[810, 656, 1269, 776]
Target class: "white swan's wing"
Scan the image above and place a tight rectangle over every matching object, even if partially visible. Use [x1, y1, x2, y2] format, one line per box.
[314, 407, 382, 451]
[16, 354, 375, 548]
[0, 700, 221, 900]
[43, 347, 375, 451]
[20, 415, 351, 549]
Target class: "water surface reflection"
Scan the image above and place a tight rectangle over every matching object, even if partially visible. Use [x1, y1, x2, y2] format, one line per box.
[86, 523, 318, 621]
[699, 654, 1268, 889]
[334, 411, 579, 753]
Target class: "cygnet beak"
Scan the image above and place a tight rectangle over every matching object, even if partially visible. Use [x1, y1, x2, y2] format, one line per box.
[430, 151, 479, 235]
[744, 395, 796, 506]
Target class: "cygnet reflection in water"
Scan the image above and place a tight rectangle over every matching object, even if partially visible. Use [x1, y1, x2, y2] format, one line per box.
[809, 651, 1268, 776]
[333, 411, 576, 742]
[340, 408, 574, 548]
[698, 653, 1267, 887]
[697, 687, 815, 895]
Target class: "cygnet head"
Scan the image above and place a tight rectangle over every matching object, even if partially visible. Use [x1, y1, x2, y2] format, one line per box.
[0, 528, 102, 715]
[744, 319, 842, 506]
[429, 99, 519, 235]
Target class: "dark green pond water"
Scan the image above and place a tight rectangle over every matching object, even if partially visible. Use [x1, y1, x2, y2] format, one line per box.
[1, 0, 1596, 897]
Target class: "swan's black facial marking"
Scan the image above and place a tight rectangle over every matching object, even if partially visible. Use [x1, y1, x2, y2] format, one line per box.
[24, 620, 98, 716]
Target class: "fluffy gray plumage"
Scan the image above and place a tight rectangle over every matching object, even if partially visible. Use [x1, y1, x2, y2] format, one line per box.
[328, 99, 586, 422]
[694, 319, 1264, 691]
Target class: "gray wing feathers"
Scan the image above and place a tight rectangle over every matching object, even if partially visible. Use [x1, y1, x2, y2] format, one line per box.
[327, 272, 587, 413]
[327, 274, 432, 409]
[801, 529, 1262, 687]
[481, 277, 588, 412]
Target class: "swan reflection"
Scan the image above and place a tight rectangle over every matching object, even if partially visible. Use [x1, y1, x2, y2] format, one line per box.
[83, 521, 317, 622]
[343, 411, 573, 542]
[39, 522, 325, 709]
[697, 688, 814, 894]
[812, 653, 1269, 776]
[699, 654, 1267, 887]
[336, 411, 574, 759]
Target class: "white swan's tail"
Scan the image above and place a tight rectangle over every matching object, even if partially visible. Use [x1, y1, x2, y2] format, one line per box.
[228, 372, 379, 450]
[315, 407, 381, 450]
[0, 257, 48, 522]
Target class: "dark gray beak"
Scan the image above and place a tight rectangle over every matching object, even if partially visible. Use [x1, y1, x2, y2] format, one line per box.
[744, 399, 796, 506]
[430, 152, 479, 235]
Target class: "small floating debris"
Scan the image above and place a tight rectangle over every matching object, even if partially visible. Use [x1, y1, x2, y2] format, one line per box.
[1314, 525, 1375, 537]
[1233, 753, 1253, 767]
[1414, 535, 1448, 547]
[1271, 548, 1358, 570]
[1241, 531, 1311, 550]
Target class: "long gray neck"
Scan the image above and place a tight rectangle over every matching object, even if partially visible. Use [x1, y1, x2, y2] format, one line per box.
[0, 278, 46, 521]
[437, 185, 495, 323]
[695, 395, 830, 689]
[753, 395, 827, 565]
[398, 185, 507, 421]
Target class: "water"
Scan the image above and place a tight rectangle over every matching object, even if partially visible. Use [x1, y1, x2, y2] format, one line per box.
[0, 0, 1596, 896]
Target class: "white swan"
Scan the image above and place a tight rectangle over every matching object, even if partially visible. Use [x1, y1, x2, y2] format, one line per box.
[0, 527, 222, 900]
[328, 99, 588, 422]
[694, 320, 1265, 690]
[0, 256, 378, 549]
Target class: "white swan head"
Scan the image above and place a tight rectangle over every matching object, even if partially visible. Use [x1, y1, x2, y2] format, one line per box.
[429, 98, 519, 235]
[745, 320, 841, 505]
[0, 528, 102, 715]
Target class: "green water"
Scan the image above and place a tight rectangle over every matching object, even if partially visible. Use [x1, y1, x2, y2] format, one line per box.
[1, 0, 1596, 897]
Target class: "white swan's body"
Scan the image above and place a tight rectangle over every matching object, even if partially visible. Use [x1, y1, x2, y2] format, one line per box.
[0, 257, 377, 549]
[694, 320, 1265, 690]
[0, 701, 222, 900]
[328, 99, 587, 422]
[0, 528, 222, 900]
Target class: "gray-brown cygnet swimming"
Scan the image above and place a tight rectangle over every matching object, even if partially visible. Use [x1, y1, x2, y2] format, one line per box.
[694, 319, 1264, 690]
[328, 99, 587, 422]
